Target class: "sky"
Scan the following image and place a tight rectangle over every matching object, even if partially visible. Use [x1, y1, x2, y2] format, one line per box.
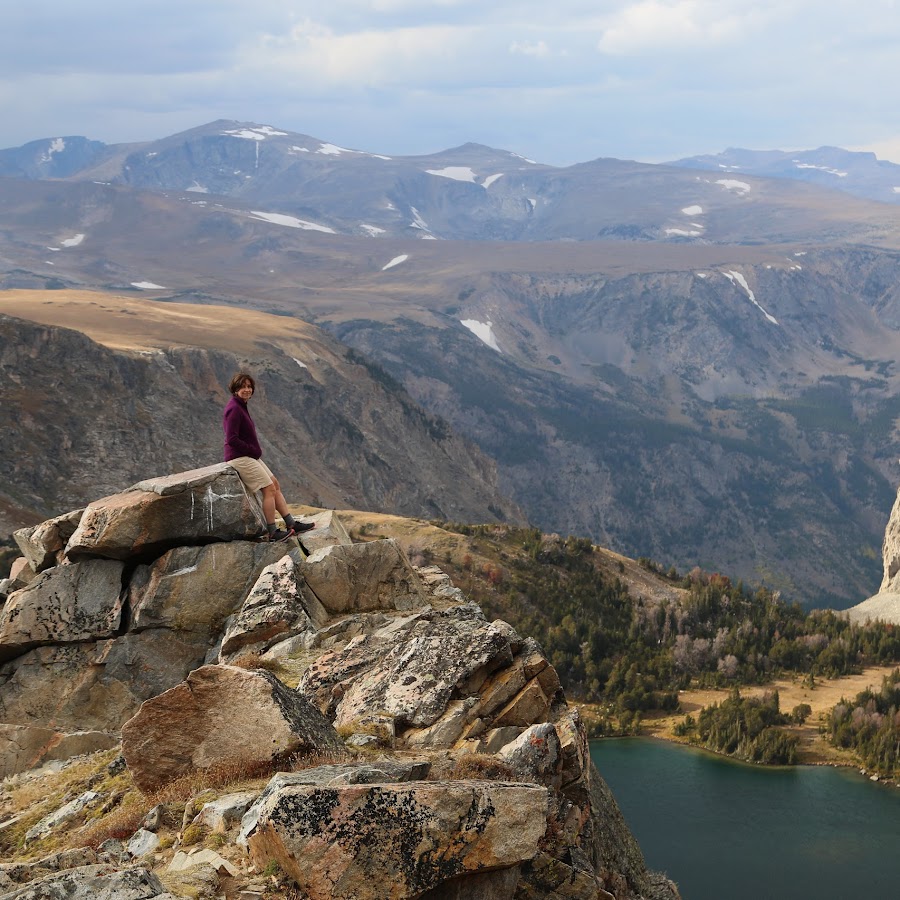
[2, 0, 899, 167]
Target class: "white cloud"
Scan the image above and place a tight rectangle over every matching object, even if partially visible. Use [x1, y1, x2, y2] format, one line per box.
[597, 0, 773, 54]
[1, 0, 900, 168]
[509, 39, 551, 57]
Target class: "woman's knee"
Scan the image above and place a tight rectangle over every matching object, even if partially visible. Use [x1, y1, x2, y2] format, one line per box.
[261, 483, 276, 497]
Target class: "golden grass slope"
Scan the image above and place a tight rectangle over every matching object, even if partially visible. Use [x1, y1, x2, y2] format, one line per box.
[0, 289, 326, 355]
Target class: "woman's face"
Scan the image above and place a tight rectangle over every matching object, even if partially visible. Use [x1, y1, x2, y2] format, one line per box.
[236, 380, 254, 401]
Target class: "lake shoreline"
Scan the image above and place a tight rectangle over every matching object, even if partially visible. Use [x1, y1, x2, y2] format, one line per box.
[583, 663, 900, 787]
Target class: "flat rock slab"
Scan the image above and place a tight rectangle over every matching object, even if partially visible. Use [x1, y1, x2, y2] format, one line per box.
[247, 780, 549, 900]
[121, 664, 345, 793]
[0, 723, 119, 779]
[65, 464, 264, 561]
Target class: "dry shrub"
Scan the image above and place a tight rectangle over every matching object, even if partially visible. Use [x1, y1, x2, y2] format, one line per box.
[143, 749, 347, 803]
[432, 753, 518, 782]
[77, 797, 148, 850]
[229, 653, 284, 675]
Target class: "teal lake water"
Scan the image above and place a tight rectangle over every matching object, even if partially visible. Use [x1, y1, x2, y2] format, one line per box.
[590, 738, 900, 900]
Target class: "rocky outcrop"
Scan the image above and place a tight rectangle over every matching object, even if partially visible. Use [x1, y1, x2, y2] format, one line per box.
[0, 467, 679, 900]
[0, 467, 312, 754]
[847, 483, 900, 624]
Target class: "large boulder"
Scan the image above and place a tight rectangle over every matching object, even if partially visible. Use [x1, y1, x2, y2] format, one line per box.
[246, 780, 549, 900]
[128, 540, 287, 635]
[0, 559, 125, 663]
[218, 551, 328, 663]
[299, 539, 429, 615]
[13, 509, 84, 574]
[121, 664, 346, 793]
[65, 464, 264, 561]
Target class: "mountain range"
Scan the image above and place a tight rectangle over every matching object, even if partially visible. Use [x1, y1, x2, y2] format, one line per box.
[3, 120, 900, 608]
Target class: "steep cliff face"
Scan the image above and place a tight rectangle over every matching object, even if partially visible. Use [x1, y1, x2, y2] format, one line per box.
[0, 309, 521, 532]
[330, 250, 900, 608]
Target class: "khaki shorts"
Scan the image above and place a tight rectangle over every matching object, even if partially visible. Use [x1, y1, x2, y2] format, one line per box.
[227, 457, 275, 493]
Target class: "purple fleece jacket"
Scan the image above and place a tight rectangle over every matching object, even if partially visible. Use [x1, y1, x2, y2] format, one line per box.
[223, 395, 263, 461]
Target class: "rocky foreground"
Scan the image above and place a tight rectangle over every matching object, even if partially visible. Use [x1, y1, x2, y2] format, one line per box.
[0, 463, 679, 899]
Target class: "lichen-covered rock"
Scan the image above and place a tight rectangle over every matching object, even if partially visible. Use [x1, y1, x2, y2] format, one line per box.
[0, 559, 125, 663]
[246, 780, 549, 900]
[238, 761, 432, 846]
[65, 464, 264, 561]
[121, 664, 345, 793]
[128, 540, 286, 635]
[299, 539, 428, 615]
[300, 605, 516, 736]
[25, 791, 103, 843]
[218, 551, 327, 663]
[13, 509, 84, 575]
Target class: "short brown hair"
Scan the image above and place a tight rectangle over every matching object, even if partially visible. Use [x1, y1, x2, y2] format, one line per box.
[229, 372, 255, 395]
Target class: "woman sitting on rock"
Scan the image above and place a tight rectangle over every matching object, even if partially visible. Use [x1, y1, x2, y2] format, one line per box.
[223, 371, 314, 542]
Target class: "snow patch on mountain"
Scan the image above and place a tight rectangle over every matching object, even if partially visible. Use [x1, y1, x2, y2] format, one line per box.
[794, 162, 847, 177]
[40, 138, 66, 163]
[60, 234, 85, 248]
[186, 183, 209, 193]
[382, 254, 408, 271]
[717, 179, 752, 194]
[426, 166, 477, 183]
[131, 281, 167, 290]
[724, 270, 778, 325]
[222, 126, 287, 141]
[317, 142, 391, 160]
[410, 207, 432, 235]
[293, 358, 308, 369]
[665, 228, 703, 237]
[461, 319, 501, 352]
[250, 211, 336, 233]
[682, 205, 703, 215]
[483, 174, 504, 189]
[361, 224, 386, 236]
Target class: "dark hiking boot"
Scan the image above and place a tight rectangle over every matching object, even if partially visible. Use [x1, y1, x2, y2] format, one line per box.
[290, 521, 316, 534]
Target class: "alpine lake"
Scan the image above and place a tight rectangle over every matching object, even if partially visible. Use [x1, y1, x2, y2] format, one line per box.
[590, 738, 900, 900]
